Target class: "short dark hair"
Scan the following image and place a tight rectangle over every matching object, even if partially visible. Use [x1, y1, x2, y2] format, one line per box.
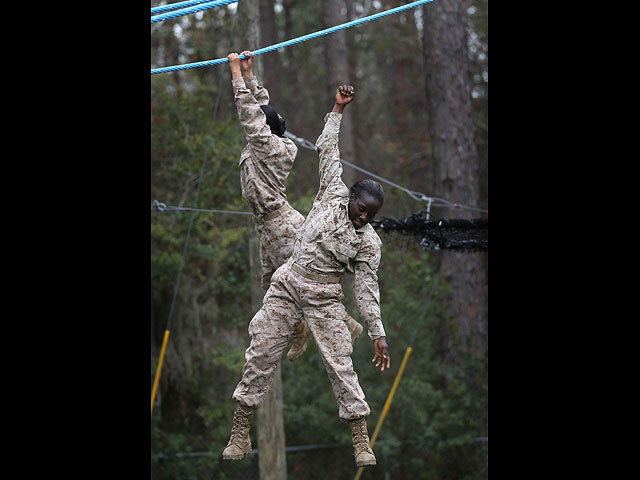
[260, 105, 286, 137]
[350, 179, 384, 205]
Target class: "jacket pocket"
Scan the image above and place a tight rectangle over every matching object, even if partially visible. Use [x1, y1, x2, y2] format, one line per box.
[335, 243, 357, 260]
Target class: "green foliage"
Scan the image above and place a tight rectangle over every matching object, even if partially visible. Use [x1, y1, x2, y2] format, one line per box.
[275, 246, 487, 479]
[150, 2, 487, 478]
[150, 113, 487, 480]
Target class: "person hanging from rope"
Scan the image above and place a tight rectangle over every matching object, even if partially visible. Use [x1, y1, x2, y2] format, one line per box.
[226, 51, 363, 361]
[222, 83, 390, 468]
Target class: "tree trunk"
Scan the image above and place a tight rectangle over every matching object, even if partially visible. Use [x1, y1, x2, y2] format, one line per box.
[260, 0, 282, 101]
[422, 0, 487, 359]
[386, 0, 423, 141]
[248, 219, 287, 480]
[240, 2, 287, 478]
[239, 0, 263, 81]
[322, 0, 356, 187]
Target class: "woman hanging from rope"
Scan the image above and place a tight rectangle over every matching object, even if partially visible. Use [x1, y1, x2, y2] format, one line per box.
[226, 51, 363, 361]
[222, 80, 390, 468]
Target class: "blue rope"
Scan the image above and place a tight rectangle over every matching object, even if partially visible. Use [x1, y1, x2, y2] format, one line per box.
[151, 0, 436, 74]
[151, 0, 239, 24]
[151, 0, 228, 15]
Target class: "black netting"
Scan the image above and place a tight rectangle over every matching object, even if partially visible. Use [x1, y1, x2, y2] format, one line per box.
[371, 212, 488, 252]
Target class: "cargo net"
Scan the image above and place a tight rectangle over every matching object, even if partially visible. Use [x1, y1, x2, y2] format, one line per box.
[371, 211, 488, 252]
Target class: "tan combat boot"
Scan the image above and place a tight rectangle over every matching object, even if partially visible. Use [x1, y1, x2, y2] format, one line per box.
[348, 417, 376, 467]
[287, 320, 311, 361]
[222, 403, 254, 460]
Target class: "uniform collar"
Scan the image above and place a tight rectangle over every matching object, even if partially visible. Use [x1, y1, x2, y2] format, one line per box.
[341, 201, 367, 235]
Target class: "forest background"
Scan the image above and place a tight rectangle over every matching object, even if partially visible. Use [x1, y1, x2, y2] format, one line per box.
[150, 0, 488, 479]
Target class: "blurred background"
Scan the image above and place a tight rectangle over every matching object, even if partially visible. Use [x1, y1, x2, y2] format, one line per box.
[150, 1, 487, 478]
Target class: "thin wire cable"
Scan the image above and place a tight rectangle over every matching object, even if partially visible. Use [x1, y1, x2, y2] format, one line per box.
[151, 0, 232, 15]
[284, 131, 488, 215]
[151, 0, 437, 74]
[284, 130, 425, 201]
[152, 200, 251, 215]
[152, 130, 487, 216]
[153, 135, 486, 220]
[151, 0, 238, 24]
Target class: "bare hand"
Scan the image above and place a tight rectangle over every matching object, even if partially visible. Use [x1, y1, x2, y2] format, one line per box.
[227, 53, 242, 79]
[240, 51, 254, 73]
[227, 52, 240, 68]
[335, 85, 355, 105]
[372, 337, 390, 372]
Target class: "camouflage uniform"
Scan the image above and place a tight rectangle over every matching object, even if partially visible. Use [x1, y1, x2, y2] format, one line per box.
[232, 75, 305, 290]
[290, 112, 385, 341]
[232, 111, 385, 421]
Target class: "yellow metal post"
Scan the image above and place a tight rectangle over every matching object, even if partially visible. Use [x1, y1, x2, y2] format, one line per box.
[151, 329, 171, 416]
[353, 346, 413, 480]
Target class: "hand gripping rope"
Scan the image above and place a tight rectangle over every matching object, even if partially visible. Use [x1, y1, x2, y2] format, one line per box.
[151, 0, 437, 75]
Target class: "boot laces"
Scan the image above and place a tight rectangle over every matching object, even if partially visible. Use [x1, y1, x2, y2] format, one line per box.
[230, 410, 251, 442]
[352, 421, 370, 450]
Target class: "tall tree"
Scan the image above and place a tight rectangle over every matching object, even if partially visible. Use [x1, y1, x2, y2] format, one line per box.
[239, 2, 287, 480]
[385, 0, 423, 139]
[421, 0, 487, 358]
[260, 0, 282, 100]
[238, 0, 262, 80]
[322, 0, 356, 187]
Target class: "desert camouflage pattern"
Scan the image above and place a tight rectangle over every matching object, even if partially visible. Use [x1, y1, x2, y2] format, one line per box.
[232, 76, 298, 218]
[291, 112, 386, 340]
[232, 76, 304, 290]
[242, 75, 270, 106]
[254, 204, 305, 291]
[232, 261, 370, 420]
[231, 110, 387, 420]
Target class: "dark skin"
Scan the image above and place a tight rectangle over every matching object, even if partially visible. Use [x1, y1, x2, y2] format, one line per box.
[348, 191, 381, 231]
[333, 85, 390, 371]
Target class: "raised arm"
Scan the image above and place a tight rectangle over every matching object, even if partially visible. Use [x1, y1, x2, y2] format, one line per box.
[240, 51, 270, 105]
[332, 85, 354, 113]
[228, 52, 273, 155]
[313, 85, 355, 204]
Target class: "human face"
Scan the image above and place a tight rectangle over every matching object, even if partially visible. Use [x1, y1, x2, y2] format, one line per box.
[348, 192, 382, 230]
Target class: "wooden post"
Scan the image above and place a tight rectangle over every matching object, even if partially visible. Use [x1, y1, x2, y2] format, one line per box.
[242, 2, 287, 478]
[247, 219, 288, 480]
